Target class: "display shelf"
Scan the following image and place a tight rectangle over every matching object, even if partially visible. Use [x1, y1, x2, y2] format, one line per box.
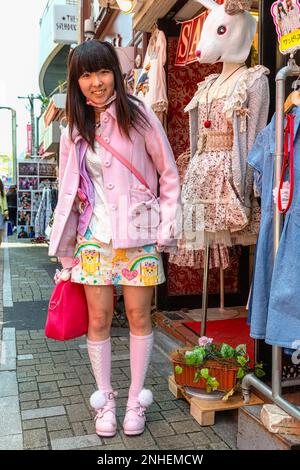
[17, 160, 57, 238]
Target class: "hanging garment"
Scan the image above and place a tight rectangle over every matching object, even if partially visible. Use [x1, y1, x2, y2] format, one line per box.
[35, 187, 53, 237]
[125, 68, 142, 95]
[170, 66, 269, 269]
[248, 107, 300, 349]
[134, 29, 168, 120]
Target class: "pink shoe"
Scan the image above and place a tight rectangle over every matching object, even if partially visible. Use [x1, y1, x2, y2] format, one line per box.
[90, 390, 117, 437]
[123, 389, 153, 436]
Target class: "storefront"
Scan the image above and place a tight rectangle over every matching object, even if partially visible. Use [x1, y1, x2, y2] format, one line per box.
[128, 0, 261, 313]
[90, 0, 274, 319]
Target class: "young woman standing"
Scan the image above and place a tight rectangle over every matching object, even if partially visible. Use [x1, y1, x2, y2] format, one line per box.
[48, 40, 181, 437]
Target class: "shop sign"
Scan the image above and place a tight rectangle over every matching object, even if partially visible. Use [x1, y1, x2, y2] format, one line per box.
[27, 124, 32, 156]
[52, 4, 78, 45]
[271, 0, 300, 54]
[175, 0, 224, 66]
[175, 12, 208, 66]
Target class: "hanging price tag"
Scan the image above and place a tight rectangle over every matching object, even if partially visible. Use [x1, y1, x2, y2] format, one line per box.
[273, 182, 291, 210]
[280, 186, 290, 210]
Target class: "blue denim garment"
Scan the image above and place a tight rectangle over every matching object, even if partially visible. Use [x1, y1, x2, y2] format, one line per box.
[248, 107, 300, 348]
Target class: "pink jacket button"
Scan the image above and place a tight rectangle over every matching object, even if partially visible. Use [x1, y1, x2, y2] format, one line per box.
[107, 183, 114, 190]
[111, 204, 117, 211]
[103, 116, 109, 123]
[104, 160, 111, 167]
[104, 136, 110, 143]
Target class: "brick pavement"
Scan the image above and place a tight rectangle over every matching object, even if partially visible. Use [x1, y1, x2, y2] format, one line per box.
[0, 236, 234, 451]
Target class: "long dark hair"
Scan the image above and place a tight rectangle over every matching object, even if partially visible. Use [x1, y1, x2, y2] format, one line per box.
[0, 179, 4, 197]
[66, 40, 151, 149]
[277, 2, 287, 19]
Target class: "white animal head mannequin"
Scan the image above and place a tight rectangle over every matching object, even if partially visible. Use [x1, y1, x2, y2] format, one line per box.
[195, 0, 257, 64]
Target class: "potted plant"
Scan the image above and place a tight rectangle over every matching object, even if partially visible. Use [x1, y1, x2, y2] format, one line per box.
[171, 336, 265, 399]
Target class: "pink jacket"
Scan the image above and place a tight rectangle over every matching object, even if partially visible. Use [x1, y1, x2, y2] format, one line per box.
[48, 102, 181, 268]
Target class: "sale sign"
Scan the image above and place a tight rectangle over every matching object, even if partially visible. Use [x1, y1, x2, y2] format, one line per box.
[175, 0, 224, 66]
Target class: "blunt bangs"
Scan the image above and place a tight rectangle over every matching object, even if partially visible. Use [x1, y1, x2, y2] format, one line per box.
[72, 41, 116, 80]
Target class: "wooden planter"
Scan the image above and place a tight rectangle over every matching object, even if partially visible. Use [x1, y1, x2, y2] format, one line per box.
[170, 350, 240, 392]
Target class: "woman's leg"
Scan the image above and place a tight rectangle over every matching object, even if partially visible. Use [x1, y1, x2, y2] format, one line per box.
[0, 229, 3, 246]
[122, 286, 155, 435]
[84, 285, 117, 437]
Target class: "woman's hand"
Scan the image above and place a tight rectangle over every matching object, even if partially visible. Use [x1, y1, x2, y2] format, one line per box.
[54, 268, 72, 285]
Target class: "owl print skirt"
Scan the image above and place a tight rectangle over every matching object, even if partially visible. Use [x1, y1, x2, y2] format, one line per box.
[71, 230, 166, 287]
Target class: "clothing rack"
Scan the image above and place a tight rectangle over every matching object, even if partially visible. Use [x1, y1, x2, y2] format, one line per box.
[241, 55, 300, 421]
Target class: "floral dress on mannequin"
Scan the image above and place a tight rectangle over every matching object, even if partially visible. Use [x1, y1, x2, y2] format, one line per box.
[134, 28, 168, 124]
[169, 65, 270, 269]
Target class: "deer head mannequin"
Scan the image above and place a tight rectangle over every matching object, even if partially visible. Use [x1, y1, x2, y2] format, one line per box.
[195, 0, 257, 64]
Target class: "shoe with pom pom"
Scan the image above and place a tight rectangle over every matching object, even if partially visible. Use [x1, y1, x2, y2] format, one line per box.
[123, 389, 153, 436]
[90, 390, 118, 437]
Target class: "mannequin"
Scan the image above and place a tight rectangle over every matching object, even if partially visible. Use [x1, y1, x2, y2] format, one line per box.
[169, 0, 270, 328]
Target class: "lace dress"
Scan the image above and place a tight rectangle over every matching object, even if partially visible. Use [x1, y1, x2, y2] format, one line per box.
[170, 98, 247, 269]
[170, 67, 269, 269]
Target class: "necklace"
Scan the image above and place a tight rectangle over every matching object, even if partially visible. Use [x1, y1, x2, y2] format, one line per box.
[204, 65, 246, 129]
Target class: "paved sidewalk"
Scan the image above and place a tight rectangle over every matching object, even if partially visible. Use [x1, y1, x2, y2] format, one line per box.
[0, 236, 234, 451]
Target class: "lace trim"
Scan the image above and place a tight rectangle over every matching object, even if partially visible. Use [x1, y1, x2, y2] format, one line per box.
[169, 244, 230, 270]
[152, 100, 168, 114]
[223, 65, 270, 118]
[184, 74, 219, 113]
[184, 66, 269, 117]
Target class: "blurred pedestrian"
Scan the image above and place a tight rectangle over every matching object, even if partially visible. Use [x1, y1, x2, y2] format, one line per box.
[6, 185, 17, 230]
[0, 179, 9, 246]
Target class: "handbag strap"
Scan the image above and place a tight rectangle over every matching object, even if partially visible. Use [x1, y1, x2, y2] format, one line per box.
[277, 113, 294, 214]
[49, 281, 67, 310]
[95, 135, 150, 190]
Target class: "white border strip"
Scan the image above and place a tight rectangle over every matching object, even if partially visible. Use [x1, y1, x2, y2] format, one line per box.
[3, 228, 13, 307]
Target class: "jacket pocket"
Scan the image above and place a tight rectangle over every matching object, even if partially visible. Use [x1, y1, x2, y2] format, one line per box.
[129, 187, 160, 229]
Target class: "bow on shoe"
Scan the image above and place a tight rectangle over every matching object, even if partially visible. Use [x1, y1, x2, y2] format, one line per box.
[137, 405, 146, 417]
[125, 404, 146, 418]
[92, 391, 118, 421]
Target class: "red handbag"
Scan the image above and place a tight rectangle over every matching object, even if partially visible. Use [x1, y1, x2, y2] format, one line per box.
[45, 280, 89, 341]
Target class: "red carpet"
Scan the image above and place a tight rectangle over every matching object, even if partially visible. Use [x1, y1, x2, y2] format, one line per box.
[183, 318, 255, 362]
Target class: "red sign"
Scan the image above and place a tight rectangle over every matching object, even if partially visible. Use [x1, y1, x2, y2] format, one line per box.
[27, 124, 32, 155]
[175, 0, 224, 66]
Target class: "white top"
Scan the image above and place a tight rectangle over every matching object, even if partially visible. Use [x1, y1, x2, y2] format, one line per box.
[85, 137, 112, 243]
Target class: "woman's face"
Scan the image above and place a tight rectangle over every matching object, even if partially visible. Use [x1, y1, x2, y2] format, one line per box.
[78, 69, 115, 106]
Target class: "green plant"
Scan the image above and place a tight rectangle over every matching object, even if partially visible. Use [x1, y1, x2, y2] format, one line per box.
[36, 94, 50, 114]
[175, 336, 265, 397]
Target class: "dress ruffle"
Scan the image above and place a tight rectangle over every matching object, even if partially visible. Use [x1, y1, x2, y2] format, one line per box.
[223, 65, 270, 118]
[169, 244, 230, 270]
